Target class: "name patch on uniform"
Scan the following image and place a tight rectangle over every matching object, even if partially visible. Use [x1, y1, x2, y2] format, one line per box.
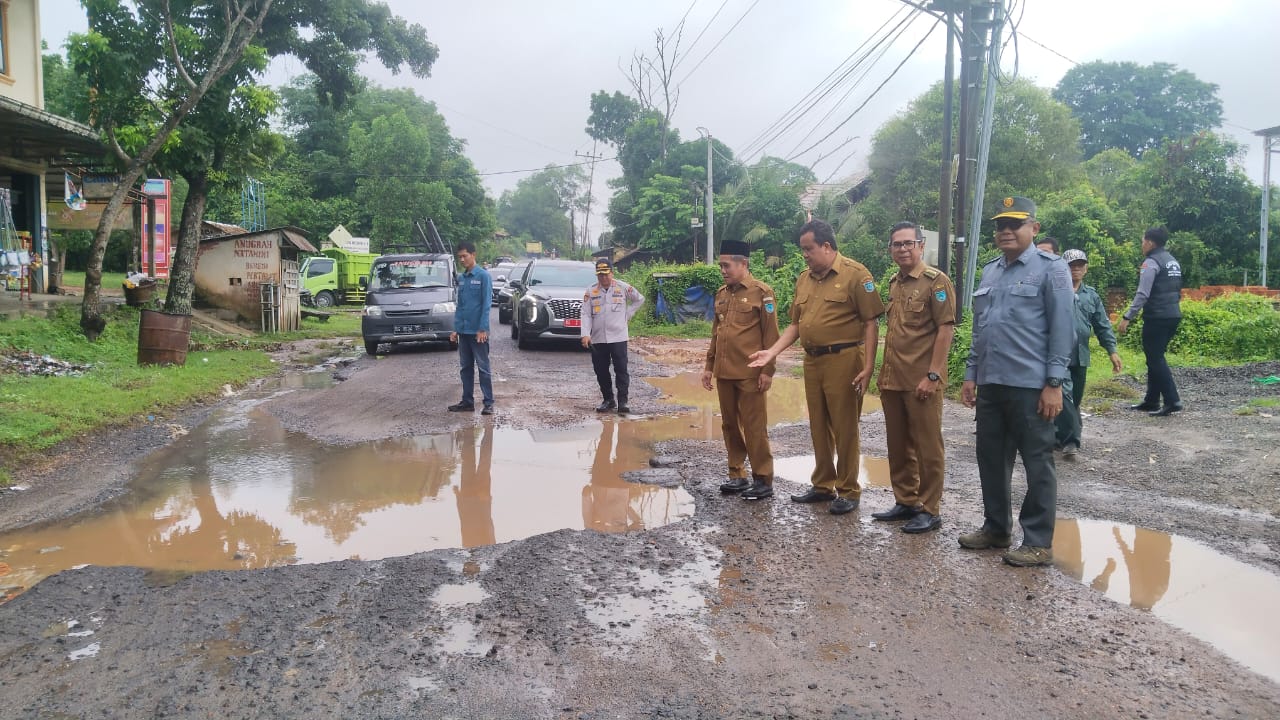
[863, 281, 876, 292]
[935, 289, 947, 302]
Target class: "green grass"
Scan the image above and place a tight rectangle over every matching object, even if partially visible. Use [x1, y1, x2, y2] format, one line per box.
[1248, 397, 1280, 408]
[58, 270, 130, 291]
[0, 305, 277, 485]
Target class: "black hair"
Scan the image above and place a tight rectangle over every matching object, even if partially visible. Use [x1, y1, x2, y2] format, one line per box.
[456, 241, 477, 254]
[1144, 226, 1169, 247]
[888, 221, 925, 243]
[798, 219, 837, 248]
[1037, 236, 1059, 253]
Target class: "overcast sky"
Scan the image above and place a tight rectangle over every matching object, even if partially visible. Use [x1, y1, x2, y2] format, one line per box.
[40, 0, 1280, 239]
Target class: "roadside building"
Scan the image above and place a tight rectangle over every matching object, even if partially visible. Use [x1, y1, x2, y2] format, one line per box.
[194, 226, 317, 331]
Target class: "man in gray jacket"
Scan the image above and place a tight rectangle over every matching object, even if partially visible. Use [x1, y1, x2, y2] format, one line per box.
[959, 196, 1075, 568]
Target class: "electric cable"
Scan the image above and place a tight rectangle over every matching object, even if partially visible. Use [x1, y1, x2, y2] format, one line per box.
[675, 0, 762, 87]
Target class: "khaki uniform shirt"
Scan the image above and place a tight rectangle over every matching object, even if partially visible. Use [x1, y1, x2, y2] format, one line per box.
[704, 274, 782, 380]
[789, 254, 885, 348]
[879, 264, 957, 391]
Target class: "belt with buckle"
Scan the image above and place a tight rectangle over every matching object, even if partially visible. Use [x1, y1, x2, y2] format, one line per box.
[803, 341, 864, 357]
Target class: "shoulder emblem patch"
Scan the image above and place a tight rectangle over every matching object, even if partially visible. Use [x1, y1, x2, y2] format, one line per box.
[935, 289, 947, 302]
[764, 302, 775, 313]
[863, 281, 876, 293]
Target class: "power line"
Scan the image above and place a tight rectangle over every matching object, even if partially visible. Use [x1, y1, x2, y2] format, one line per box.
[432, 100, 574, 156]
[675, 0, 762, 87]
[737, 4, 918, 161]
[781, 11, 923, 159]
[672, 0, 731, 76]
[1018, 31, 1076, 66]
[295, 156, 618, 180]
[785, 16, 941, 163]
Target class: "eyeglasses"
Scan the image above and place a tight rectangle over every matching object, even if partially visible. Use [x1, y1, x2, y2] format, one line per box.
[888, 240, 920, 250]
[994, 218, 1030, 232]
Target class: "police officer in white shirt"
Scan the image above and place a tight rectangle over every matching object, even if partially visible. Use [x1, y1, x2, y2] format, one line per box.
[581, 259, 646, 414]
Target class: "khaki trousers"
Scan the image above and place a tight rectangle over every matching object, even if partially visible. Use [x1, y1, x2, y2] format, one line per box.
[716, 378, 773, 479]
[880, 388, 944, 515]
[802, 349, 864, 498]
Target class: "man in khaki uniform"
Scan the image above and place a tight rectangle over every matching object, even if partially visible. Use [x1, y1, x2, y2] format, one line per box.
[750, 219, 885, 515]
[873, 222, 956, 534]
[703, 240, 782, 500]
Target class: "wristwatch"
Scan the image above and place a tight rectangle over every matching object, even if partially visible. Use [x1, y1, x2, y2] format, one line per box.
[1046, 377, 1063, 388]
[926, 371, 941, 382]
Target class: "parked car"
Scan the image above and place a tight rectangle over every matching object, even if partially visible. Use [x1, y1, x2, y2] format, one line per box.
[488, 262, 517, 305]
[496, 259, 533, 324]
[508, 259, 599, 349]
[361, 253, 458, 356]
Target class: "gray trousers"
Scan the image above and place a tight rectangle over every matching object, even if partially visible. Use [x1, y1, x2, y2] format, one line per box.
[975, 384, 1058, 548]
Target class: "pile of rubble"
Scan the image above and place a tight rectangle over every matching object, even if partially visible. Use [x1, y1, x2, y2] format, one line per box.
[0, 350, 93, 377]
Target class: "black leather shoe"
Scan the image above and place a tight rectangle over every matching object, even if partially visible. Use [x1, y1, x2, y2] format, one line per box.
[719, 478, 750, 494]
[740, 481, 774, 500]
[902, 511, 941, 534]
[829, 497, 860, 515]
[871, 503, 918, 522]
[1129, 401, 1160, 411]
[617, 403, 630, 414]
[481, 405, 495, 416]
[596, 400, 617, 412]
[447, 402, 475, 412]
[790, 488, 836, 504]
[1149, 402, 1183, 417]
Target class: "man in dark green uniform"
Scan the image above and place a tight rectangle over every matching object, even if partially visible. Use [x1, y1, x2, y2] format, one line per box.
[750, 219, 885, 515]
[959, 197, 1074, 568]
[1054, 248, 1122, 455]
[703, 240, 782, 500]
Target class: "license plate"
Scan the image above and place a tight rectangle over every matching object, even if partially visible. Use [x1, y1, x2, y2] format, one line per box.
[564, 319, 581, 328]
[394, 324, 423, 333]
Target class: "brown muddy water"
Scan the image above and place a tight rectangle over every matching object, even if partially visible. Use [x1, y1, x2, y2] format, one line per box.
[0, 372, 814, 598]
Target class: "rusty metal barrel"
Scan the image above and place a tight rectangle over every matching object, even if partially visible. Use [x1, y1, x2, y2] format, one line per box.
[137, 309, 192, 366]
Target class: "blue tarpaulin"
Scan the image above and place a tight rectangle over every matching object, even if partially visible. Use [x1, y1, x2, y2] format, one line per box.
[652, 279, 714, 324]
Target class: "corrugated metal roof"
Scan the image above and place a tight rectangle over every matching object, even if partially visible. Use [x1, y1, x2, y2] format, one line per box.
[0, 96, 107, 162]
[200, 226, 318, 253]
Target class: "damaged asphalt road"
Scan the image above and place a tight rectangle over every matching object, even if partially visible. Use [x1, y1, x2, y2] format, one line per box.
[0, 323, 1277, 718]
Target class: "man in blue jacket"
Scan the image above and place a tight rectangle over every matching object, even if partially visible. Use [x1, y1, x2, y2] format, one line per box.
[450, 242, 495, 415]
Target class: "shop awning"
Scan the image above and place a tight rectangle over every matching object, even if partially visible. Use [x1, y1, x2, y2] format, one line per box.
[0, 96, 107, 163]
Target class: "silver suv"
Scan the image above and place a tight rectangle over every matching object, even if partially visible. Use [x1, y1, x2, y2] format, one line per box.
[508, 259, 598, 349]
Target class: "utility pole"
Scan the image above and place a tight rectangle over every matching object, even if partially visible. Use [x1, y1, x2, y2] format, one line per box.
[1257, 126, 1279, 288]
[576, 143, 603, 255]
[936, 7, 956, 275]
[954, 1, 998, 301]
[965, 1, 1004, 312]
[698, 127, 714, 265]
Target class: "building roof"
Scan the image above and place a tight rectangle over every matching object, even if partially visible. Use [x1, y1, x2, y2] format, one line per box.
[201, 220, 249, 238]
[201, 226, 318, 253]
[0, 96, 107, 162]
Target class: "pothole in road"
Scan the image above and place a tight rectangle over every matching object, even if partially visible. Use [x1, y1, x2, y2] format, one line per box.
[1056, 516, 1280, 685]
[0, 372, 809, 599]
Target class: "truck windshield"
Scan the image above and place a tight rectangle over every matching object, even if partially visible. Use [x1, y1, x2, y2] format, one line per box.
[372, 259, 451, 290]
[306, 258, 334, 278]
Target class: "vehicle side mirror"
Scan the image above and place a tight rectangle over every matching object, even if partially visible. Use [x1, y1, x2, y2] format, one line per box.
[358, 276, 368, 289]
[510, 280, 524, 291]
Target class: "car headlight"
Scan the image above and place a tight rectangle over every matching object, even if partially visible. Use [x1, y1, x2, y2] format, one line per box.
[433, 302, 456, 314]
[524, 299, 540, 322]
[363, 305, 382, 317]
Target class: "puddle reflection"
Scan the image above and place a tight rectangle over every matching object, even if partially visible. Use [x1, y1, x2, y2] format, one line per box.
[770, 455, 892, 489]
[0, 404, 697, 595]
[1056, 517, 1280, 685]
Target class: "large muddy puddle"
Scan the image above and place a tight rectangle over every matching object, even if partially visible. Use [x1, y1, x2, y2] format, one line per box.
[0, 372, 817, 597]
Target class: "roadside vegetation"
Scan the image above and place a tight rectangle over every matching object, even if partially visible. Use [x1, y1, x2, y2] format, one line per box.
[0, 305, 355, 486]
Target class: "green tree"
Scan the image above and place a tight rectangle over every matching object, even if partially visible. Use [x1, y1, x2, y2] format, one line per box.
[496, 166, 589, 255]
[865, 78, 1083, 228]
[1128, 132, 1260, 285]
[585, 91, 641, 149]
[1035, 183, 1140, 293]
[1053, 61, 1223, 159]
[634, 173, 701, 261]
